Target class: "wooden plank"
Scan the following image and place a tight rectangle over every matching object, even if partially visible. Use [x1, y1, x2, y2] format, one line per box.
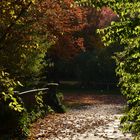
[15, 88, 49, 95]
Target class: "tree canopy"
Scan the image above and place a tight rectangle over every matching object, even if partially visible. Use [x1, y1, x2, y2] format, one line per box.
[0, 0, 139, 138]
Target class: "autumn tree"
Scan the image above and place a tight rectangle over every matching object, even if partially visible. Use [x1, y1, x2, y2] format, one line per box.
[0, 1, 55, 129]
[38, 0, 87, 61]
[0, 0, 55, 137]
[35, 0, 86, 82]
[43, 1, 118, 83]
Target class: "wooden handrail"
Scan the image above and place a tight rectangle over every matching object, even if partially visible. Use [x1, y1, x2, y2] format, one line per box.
[15, 88, 49, 95]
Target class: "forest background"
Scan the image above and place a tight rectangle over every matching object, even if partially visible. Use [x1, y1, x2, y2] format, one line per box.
[0, 0, 139, 139]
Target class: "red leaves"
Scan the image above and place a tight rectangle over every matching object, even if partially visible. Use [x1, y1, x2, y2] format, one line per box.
[38, 0, 86, 34]
[99, 7, 118, 28]
[37, 0, 86, 59]
[37, 0, 117, 60]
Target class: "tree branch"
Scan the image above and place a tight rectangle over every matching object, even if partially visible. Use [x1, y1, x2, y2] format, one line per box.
[0, 2, 32, 49]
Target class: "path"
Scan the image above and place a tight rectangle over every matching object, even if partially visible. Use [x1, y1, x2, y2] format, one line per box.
[28, 92, 133, 140]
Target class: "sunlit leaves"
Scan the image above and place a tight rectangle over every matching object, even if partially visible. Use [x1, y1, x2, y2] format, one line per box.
[0, 0, 52, 78]
[0, 0, 52, 114]
[0, 71, 24, 112]
[76, 0, 140, 138]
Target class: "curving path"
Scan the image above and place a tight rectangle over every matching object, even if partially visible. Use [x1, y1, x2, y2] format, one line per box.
[28, 93, 133, 140]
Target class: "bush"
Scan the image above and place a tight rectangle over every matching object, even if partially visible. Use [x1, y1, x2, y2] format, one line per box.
[0, 90, 48, 139]
[116, 39, 140, 139]
[95, 0, 140, 138]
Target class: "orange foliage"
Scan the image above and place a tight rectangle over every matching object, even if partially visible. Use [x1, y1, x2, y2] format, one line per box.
[38, 0, 117, 60]
[37, 0, 87, 59]
[99, 7, 118, 28]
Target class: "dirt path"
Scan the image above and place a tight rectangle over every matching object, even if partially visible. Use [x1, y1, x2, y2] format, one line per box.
[28, 93, 133, 140]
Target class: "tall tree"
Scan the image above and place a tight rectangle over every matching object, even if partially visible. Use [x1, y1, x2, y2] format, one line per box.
[39, 0, 86, 60]
[0, 0, 52, 112]
[0, 0, 51, 79]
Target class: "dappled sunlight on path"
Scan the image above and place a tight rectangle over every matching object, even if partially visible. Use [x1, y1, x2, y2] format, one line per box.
[28, 93, 133, 140]
[64, 92, 125, 107]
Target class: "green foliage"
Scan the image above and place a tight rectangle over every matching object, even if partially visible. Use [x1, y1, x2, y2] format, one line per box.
[16, 111, 31, 138]
[0, 0, 66, 138]
[0, 0, 52, 81]
[118, 38, 140, 139]
[35, 91, 44, 108]
[0, 71, 24, 112]
[15, 90, 66, 138]
[57, 92, 64, 102]
[76, 0, 140, 138]
[78, 0, 140, 138]
[0, 1, 52, 136]
[0, 90, 49, 139]
[16, 92, 48, 137]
